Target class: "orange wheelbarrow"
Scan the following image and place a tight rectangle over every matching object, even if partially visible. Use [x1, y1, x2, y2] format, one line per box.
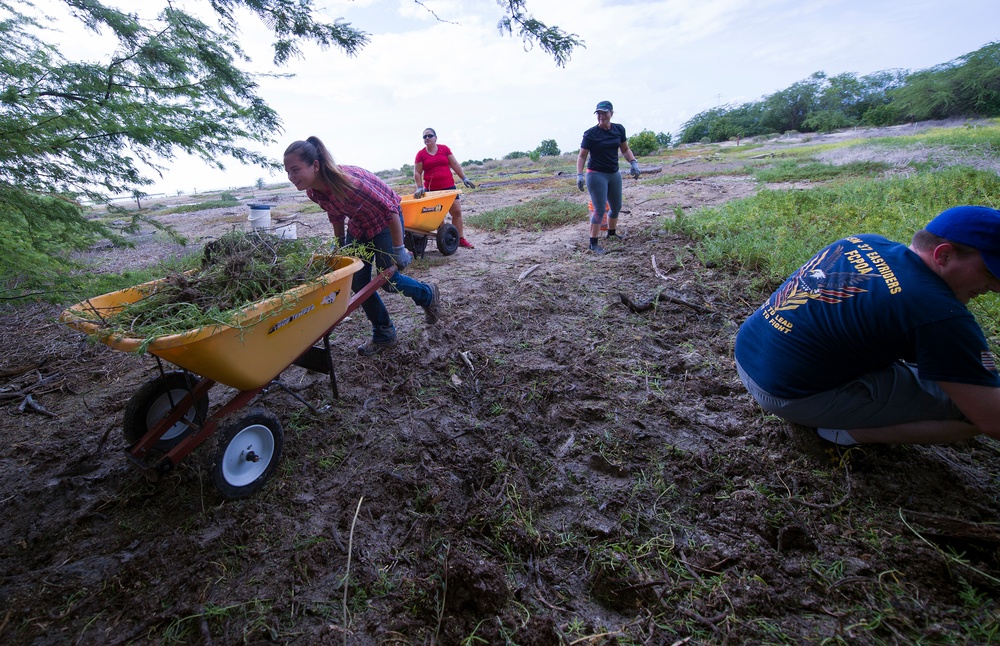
[400, 189, 460, 258]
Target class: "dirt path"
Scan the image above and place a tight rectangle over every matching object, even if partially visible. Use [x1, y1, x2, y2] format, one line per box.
[2, 139, 1000, 644]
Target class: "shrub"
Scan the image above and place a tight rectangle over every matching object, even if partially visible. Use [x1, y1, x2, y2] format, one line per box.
[628, 130, 659, 156]
[656, 132, 672, 147]
[534, 139, 561, 156]
[504, 151, 530, 160]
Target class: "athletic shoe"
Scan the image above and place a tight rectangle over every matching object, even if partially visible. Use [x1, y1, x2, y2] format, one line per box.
[588, 242, 606, 255]
[816, 428, 859, 446]
[459, 237, 475, 249]
[423, 283, 441, 324]
[607, 232, 625, 241]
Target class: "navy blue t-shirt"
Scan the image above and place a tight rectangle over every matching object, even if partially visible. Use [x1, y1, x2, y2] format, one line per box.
[735, 234, 1000, 398]
[581, 124, 626, 173]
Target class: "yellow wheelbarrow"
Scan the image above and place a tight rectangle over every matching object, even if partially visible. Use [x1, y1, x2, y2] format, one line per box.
[60, 255, 394, 499]
[400, 189, 460, 258]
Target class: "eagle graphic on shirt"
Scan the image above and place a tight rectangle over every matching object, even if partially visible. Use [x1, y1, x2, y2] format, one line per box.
[772, 245, 875, 311]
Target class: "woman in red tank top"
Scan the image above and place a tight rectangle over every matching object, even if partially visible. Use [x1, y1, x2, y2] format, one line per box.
[414, 128, 477, 249]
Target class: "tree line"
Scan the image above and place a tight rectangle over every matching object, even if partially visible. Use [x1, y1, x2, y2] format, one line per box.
[679, 41, 1000, 144]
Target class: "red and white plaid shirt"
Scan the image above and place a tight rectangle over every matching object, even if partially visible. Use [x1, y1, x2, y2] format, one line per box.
[306, 165, 401, 240]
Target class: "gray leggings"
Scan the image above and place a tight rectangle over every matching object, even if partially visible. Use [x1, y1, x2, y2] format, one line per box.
[586, 170, 622, 224]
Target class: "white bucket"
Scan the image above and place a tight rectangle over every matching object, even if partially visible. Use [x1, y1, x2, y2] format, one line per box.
[248, 205, 271, 230]
[274, 223, 297, 239]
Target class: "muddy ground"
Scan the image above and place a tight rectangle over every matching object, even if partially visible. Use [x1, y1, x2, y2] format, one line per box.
[2, 124, 1000, 644]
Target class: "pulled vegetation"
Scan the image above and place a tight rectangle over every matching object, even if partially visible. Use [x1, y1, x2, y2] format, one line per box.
[71, 231, 363, 343]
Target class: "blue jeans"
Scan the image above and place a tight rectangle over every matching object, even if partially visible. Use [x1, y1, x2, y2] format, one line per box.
[348, 212, 434, 343]
[586, 170, 623, 223]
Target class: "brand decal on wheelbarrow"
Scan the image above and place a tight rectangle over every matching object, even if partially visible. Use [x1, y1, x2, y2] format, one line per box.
[421, 205, 443, 213]
[268, 304, 315, 334]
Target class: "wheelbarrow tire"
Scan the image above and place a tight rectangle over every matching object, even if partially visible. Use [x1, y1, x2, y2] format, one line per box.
[122, 372, 209, 451]
[210, 408, 284, 500]
[436, 223, 459, 256]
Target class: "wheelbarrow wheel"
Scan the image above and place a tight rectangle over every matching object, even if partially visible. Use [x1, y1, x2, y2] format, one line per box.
[210, 408, 284, 499]
[436, 223, 459, 256]
[122, 372, 209, 451]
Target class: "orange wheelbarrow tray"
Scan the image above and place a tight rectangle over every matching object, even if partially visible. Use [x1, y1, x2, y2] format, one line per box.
[59, 255, 392, 500]
[400, 189, 460, 257]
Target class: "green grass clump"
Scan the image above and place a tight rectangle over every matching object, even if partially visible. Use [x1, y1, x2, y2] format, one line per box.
[158, 199, 241, 215]
[754, 160, 893, 183]
[466, 198, 586, 233]
[664, 165, 1000, 283]
[870, 120, 1000, 151]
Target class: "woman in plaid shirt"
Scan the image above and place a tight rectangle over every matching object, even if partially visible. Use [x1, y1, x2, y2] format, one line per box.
[284, 137, 441, 356]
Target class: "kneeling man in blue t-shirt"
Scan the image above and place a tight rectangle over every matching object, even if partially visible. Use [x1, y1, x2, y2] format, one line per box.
[735, 205, 1000, 445]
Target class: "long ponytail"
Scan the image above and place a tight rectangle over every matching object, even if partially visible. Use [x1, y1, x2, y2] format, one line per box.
[284, 137, 352, 199]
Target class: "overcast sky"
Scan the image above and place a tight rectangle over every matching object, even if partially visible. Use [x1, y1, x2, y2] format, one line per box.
[34, 0, 1000, 196]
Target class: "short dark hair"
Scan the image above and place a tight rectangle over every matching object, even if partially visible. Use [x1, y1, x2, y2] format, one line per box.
[912, 229, 979, 257]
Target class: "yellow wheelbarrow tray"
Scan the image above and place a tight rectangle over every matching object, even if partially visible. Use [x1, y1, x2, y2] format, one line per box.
[399, 189, 460, 257]
[61, 255, 363, 391]
[59, 255, 395, 499]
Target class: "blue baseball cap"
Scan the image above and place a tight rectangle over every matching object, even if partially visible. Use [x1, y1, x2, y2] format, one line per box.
[594, 101, 613, 113]
[925, 205, 1000, 278]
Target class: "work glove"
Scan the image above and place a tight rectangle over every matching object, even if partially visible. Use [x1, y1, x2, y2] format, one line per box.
[392, 244, 413, 271]
[462, 177, 476, 189]
[630, 160, 641, 179]
[414, 187, 425, 199]
[577, 173, 585, 191]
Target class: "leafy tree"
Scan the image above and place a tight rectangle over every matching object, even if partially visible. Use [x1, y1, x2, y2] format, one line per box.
[534, 139, 560, 156]
[504, 151, 530, 160]
[628, 130, 659, 156]
[0, 0, 582, 294]
[892, 41, 1000, 121]
[656, 132, 672, 147]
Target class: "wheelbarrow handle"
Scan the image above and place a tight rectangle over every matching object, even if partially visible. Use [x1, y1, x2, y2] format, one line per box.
[325, 265, 396, 335]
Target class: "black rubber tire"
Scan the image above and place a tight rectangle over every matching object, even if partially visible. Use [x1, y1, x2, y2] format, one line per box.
[209, 408, 284, 499]
[436, 223, 459, 256]
[122, 372, 209, 451]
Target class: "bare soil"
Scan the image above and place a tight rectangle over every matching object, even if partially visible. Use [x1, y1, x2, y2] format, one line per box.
[2, 125, 1000, 644]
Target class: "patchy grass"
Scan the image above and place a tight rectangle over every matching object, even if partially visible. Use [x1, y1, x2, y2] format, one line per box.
[466, 198, 586, 233]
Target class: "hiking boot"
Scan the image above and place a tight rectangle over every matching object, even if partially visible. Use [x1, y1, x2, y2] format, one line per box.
[588, 242, 606, 255]
[607, 232, 625, 241]
[459, 237, 475, 249]
[423, 283, 441, 324]
[357, 336, 399, 356]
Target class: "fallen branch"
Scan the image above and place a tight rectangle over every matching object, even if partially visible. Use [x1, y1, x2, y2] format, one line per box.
[19, 394, 56, 417]
[0, 362, 46, 379]
[619, 291, 711, 315]
[517, 264, 540, 282]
